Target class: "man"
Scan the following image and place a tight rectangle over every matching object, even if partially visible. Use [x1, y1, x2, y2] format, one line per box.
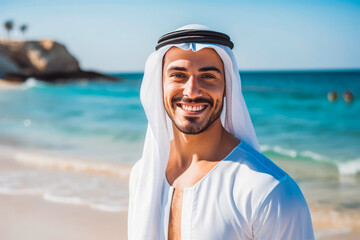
[128, 24, 314, 240]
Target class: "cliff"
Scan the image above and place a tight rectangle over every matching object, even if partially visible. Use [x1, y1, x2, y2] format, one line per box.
[0, 39, 117, 83]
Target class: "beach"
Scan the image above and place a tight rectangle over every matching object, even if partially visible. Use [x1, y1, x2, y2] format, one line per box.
[0, 157, 359, 240]
[0, 72, 359, 239]
[0, 146, 128, 240]
[1, 0, 360, 237]
[1, 142, 360, 240]
[0, 199, 359, 240]
[0, 195, 358, 240]
[0, 79, 21, 90]
[0, 195, 127, 240]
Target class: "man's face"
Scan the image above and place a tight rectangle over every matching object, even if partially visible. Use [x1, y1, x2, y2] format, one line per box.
[162, 47, 225, 135]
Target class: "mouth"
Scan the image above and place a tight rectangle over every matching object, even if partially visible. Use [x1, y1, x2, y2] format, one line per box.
[176, 103, 208, 113]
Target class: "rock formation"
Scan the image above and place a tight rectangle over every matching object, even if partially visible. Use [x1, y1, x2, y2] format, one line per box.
[0, 53, 21, 74]
[0, 39, 117, 83]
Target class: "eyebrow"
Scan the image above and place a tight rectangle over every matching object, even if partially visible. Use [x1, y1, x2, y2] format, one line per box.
[167, 66, 222, 73]
[167, 67, 187, 72]
[198, 66, 222, 74]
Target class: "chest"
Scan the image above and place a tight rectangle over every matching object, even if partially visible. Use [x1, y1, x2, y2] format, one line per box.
[161, 177, 253, 240]
[166, 162, 220, 240]
[168, 188, 183, 240]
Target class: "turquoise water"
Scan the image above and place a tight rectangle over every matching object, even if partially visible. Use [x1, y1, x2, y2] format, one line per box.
[243, 71, 360, 174]
[0, 71, 359, 173]
[0, 70, 359, 213]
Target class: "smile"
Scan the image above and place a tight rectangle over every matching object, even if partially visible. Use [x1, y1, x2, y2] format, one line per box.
[177, 103, 208, 112]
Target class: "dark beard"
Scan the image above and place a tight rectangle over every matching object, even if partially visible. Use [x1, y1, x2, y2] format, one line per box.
[167, 97, 224, 135]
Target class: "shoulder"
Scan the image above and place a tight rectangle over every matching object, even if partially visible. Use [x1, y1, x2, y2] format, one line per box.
[222, 141, 314, 239]
[223, 141, 289, 198]
[227, 140, 287, 181]
[222, 141, 304, 213]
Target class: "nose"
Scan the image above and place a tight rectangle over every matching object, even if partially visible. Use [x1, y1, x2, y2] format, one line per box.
[183, 75, 202, 98]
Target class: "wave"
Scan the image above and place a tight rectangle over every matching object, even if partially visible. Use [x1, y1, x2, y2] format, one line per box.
[0, 188, 127, 213]
[19, 78, 51, 90]
[19, 78, 38, 90]
[0, 166, 129, 213]
[0, 77, 39, 91]
[261, 144, 317, 159]
[299, 150, 326, 161]
[43, 193, 127, 212]
[336, 159, 360, 175]
[260, 144, 360, 175]
[15, 152, 131, 179]
[24, 78, 37, 88]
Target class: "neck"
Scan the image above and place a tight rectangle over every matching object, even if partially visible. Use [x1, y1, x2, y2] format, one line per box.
[170, 118, 238, 167]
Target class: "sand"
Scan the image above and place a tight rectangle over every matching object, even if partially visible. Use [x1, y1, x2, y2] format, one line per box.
[1, 146, 360, 239]
[0, 194, 127, 240]
[1, 194, 360, 240]
[0, 79, 21, 90]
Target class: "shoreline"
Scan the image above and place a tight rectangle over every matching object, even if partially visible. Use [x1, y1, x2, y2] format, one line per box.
[1, 144, 360, 239]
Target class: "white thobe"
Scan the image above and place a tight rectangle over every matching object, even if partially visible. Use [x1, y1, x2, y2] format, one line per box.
[160, 141, 314, 240]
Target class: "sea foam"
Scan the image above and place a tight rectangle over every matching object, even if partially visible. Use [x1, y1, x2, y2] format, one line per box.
[15, 152, 131, 179]
[260, 144, 360, 175]
[42, 193, 127, 212]
[261, 144, 298, 158]
[0, 168, 129, 213]
[337, 159, 360, 175]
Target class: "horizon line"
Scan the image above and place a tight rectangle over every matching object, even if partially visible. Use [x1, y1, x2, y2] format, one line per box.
[105, 68, 360, 74]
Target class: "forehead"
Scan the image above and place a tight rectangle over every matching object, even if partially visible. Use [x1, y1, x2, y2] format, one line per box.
[163, 47, 224, 70]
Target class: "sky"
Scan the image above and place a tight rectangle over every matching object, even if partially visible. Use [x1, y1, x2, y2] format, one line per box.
[1, 0, 360, 72]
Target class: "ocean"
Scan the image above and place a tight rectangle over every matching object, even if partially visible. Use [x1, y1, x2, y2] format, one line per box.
[0, 71, 359, 214]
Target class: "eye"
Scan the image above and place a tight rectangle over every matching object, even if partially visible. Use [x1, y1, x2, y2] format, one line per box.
[201, 73, 216, 79]
[170, 72, 187, 79]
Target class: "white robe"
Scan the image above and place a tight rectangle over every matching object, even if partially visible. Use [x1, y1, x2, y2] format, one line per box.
[159, 141, 315, 240]
[129, 36, 261, 239]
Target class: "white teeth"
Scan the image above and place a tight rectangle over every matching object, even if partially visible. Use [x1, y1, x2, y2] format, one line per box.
[181, 104, 205, 112]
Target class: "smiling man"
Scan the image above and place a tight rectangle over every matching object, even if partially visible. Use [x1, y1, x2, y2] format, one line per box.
[163, 47, 226, 135]
[128, 24, 314, 240]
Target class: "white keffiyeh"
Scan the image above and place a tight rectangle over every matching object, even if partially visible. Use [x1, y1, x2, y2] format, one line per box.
[128, 24, 260, 239]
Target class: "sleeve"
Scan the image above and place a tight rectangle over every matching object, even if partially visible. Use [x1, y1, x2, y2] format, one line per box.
[252, 177, 315, 240]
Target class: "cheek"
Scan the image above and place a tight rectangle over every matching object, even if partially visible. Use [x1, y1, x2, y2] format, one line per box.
[207, 86, 225, 101]
[163, 82, 171, 99]
[202, 81, 225, 94]
[164, 83, 181, 99]
[163, 83, 180, 109]
[209, 87, 225, 110]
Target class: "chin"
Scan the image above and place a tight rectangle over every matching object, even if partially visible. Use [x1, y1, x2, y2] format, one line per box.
[174, 121, 211, 135]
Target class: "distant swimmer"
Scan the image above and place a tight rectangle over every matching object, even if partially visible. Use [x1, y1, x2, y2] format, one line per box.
[327, 90, 338, 102]
[343, 90, 354, 104]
